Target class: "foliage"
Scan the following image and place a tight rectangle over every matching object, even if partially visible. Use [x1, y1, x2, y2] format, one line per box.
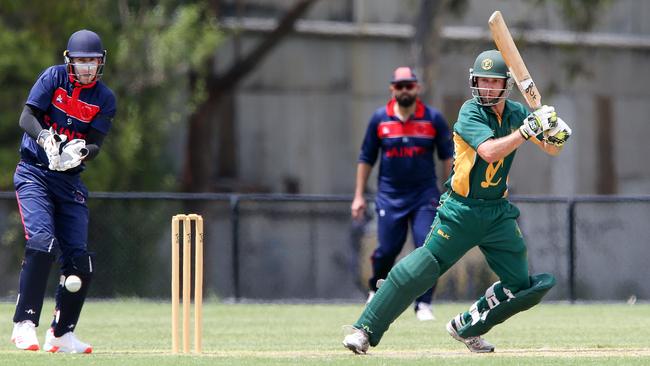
[548, 0, 613, 31]
[0, 1, 222, 191]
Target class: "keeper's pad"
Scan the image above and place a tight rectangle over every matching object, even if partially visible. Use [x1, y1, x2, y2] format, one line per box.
[52, 253, 95, 336]
[457, 273, 555, 338]
[355, 247, 440, 346]
[13, 248, 56, 325]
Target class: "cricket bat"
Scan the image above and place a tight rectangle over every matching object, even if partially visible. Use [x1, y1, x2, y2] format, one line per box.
[488, 11, 542, 109]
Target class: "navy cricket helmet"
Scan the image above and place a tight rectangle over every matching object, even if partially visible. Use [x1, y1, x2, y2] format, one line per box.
[64, 29, 106, 84]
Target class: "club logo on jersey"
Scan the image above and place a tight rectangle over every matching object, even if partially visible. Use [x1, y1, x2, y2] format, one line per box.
[481, 58, 494, 70]
[481, 159, 504, 188]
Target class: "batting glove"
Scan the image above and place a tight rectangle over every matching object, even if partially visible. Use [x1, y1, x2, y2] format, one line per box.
[544, 117, 572, 147]
[519, 105, 558, 140]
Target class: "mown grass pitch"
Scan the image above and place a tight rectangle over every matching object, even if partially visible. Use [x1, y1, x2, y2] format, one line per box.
[1, 300, 649, 365]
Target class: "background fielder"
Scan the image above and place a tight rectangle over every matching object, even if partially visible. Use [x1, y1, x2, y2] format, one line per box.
[351, 66, 453, 321]
[343, 49, 572, 354]
[10, 29, 116, 353]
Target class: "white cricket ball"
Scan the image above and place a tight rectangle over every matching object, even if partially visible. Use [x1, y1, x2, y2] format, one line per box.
[64, 275, 82, 293]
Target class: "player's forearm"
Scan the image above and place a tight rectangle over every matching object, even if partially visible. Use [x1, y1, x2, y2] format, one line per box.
[477, 130, 526, 163]
[82, 127, 106, 161]
[355, 163, 372, 197]
[19, 105, 45, 140]
[530, 136, 563, 156]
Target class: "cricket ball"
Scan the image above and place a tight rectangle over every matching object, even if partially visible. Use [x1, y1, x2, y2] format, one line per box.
[65, 275, 82, 293]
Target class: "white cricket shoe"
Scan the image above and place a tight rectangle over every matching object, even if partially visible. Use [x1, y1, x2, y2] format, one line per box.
[446, 314, 494, 353]
[43, 328, 92, 354]
[415, 302, 435, 321]
[342, 326, 369, 354]
[11, 320, 40, 351]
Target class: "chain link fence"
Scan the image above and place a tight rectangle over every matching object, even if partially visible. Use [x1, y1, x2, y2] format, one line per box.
[0, 192, 648, 302]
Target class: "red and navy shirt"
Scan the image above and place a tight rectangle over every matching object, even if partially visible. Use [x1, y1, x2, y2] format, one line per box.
[20, 64, 116, 173]
[359, 98, 453, 194]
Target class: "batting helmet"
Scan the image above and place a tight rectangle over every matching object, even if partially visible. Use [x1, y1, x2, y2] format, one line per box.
[64, 30, 106, 84]
[468, 50, 513, 106]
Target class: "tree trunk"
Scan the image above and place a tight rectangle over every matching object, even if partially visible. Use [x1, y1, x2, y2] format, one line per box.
[413, 0, 447, 104]
[182, 0, 319, 192]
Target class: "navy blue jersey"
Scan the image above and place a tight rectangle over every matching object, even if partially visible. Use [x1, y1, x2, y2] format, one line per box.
[359, 98, 453, 194]
[20, 65, 116, 173]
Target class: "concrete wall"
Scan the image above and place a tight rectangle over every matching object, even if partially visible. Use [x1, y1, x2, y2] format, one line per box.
[216, 0, 650, 195]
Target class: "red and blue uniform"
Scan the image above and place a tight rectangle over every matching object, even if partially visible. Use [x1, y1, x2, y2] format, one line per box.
[359, 98, 453, 304]
[19, 65, 114, 172]
[13, 64, 115, 332]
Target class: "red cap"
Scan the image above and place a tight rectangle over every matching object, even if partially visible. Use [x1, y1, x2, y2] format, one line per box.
[391, 67, 418, 83]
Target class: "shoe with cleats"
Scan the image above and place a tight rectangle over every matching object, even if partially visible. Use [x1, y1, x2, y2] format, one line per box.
[11, 320, 40, 351]
[43, 328, 92, 354]
[342, 326, 369, 354]
[446, 314, 495, 353]
[415, 302, 435, 321]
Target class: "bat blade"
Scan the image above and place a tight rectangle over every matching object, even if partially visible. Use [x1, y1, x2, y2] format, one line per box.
[488, 11, 542, 109]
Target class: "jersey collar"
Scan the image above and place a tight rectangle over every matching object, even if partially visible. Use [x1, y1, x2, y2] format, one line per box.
[68, 74, 97, 89]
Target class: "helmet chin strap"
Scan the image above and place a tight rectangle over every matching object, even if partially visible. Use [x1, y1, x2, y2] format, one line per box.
[470, 76, 512, 106]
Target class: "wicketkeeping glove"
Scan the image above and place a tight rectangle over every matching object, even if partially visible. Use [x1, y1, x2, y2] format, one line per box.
[37, 127, 67, 170]
[544, 117, 572, 147]
[519, 105, 558, 140]
[57, 139, 89, 171]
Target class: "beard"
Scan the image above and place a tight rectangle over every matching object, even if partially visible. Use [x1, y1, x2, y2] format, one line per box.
[396, 94, 416, 107]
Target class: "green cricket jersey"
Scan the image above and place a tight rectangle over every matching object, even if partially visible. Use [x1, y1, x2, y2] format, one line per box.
[445, 98, 529, 199]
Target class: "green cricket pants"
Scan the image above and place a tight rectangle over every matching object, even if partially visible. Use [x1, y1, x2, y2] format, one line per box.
[425, 191, 531, 292]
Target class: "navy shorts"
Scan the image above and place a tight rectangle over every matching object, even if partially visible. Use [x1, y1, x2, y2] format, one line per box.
[14, 161, 89, 260]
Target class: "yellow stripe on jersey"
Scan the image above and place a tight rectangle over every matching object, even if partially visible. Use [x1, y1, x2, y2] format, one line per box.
[451, 132, 476, 197]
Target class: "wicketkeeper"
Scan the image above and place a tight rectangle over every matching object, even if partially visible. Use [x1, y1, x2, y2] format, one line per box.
[11, 29, 116, 353]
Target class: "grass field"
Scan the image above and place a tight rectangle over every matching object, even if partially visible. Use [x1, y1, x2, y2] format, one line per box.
[1, 299, 649, 365]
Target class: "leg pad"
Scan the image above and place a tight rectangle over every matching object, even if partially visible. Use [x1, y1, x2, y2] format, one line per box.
[355, 247, 440, 346]
[52, 253, 94, 336]
[458, 273, 555, 338]
[13, 248, 55, 326]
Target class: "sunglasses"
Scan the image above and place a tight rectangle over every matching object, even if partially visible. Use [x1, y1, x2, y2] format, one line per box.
[393, 82, 416, 91]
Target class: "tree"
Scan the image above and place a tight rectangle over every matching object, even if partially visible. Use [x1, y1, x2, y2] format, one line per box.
[182, 0, 320, 192]
[0, 1, 224, 191]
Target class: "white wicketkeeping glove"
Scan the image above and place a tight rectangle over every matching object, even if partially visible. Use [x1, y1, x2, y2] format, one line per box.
[37, 128, 67, 170]
[544, 117, 572, 147]
[519, 105, 558, 140]
[56, 139, 89, 171]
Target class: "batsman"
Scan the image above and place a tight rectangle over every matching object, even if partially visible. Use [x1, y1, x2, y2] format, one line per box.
[342, 49, 572, 354]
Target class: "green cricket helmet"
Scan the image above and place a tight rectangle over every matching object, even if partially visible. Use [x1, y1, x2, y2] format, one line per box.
[468, 50, 513, 106]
